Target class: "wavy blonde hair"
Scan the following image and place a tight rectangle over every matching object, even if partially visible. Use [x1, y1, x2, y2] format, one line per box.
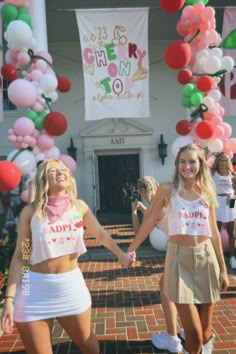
[212, 152, 235, 175]
[137, 176, 159, 202]
[173, 144, 217, 205]
[34, 159, 77, 221]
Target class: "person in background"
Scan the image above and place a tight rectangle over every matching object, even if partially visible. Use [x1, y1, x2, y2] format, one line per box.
[212, 153, 236, 270]
[1, 159, 133, 354]
[131, 176, 182, 353]
[128, 144, 229, 354]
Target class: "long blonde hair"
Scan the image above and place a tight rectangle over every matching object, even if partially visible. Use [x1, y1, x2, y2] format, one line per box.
[34, 159, 77, 220]
[212, 152, 235, 175]
[137, 176, 159, 202]
[173, 144, 217, 205]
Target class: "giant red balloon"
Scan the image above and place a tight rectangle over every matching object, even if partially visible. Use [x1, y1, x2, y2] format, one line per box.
[195, 121, 215, 140]
[0, 161, 21, 192]
[165, 40, 191, 69]
[43, 112, 68, 136]
[176, 120, 192, 136]
[160, 0, 185, 12]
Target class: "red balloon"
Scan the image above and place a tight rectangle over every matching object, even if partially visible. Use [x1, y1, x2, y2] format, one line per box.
[195, 121, 215, 140]
[176, 120, 192, 136]
[57, 76, 71, 93]
[43, 112, 68, 136]
[177, 69, 192, 85]
[165, 40, 191, 69]
[0, 161, 21, 192]
[196, 76, 214, 93]
[1, 64, 18, 81]
[233, 165, 236, 173]
[160, 0, 185, 12]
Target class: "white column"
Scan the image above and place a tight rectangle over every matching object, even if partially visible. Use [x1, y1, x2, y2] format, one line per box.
[29, 0, 48, 51]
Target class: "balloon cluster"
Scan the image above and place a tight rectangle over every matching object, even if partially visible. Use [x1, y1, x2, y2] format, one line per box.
[0, 0, 76, 194]
[161, 0, 236, 161]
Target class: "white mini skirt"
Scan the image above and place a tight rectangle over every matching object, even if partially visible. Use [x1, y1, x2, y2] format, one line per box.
[215, 195, 235, 223]
[14, 267, 91, 322]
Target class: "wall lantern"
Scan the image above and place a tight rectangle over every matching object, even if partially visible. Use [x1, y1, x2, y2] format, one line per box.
[158, 134, 168, 165]
[67, 138, 77, 161]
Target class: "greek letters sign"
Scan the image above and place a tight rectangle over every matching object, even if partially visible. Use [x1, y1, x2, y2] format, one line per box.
[75, 8, 150, 121]
[109, 137, 125, 144]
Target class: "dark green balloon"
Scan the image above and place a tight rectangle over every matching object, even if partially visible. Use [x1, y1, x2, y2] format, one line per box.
[1, 4, 18, 23]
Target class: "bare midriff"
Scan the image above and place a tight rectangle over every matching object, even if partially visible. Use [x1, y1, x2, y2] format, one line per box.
[29, 252, 79, 274]
[168, 235, 209, 247]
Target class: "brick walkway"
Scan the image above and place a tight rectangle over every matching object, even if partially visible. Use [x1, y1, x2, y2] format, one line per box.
[0, 223, 236, 353]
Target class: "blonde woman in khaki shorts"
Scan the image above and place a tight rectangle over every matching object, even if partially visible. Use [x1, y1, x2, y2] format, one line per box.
[128, 144, 229, 354]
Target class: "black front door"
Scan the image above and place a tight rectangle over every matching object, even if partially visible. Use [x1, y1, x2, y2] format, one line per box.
[98, 154, 139, 213]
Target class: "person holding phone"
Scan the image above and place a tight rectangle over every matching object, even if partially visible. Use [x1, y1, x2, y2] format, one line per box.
[212, 153, 236, 270]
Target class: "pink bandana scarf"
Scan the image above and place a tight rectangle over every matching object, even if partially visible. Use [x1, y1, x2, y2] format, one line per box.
[45, 195, 71, 223]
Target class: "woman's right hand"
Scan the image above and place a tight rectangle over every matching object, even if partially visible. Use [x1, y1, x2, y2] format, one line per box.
[1, 300, 14, 334]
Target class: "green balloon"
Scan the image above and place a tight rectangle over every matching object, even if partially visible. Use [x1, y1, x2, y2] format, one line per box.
[35, 116, 45, 131]
[18, 13, 32, 26]
[1, 4, 18, 23]
[182, 96, 192, 108]
[26, 110, 38, 121]
[38, 111, 47, 119]
[221, 29, 236, 50]
[18, 7, 29, 15]
[182, 84, 195, 97]
[190, 92, 202, 106]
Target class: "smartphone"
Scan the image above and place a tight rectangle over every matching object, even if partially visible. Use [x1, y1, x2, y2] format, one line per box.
[229, 199, 235, 208]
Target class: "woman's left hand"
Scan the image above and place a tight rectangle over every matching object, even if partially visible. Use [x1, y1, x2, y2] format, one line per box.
[219, 270, 229, 292]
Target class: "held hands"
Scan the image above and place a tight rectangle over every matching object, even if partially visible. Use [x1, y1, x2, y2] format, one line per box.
[1, 301, 14, 334]
[131, 201, 146, 214]
[118, 251, 135, 267]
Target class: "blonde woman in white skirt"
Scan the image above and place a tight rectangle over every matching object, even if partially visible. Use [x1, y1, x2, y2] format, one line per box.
[212, 153, 236, 269]
[1, 159, 133, 354]
[128, 144, 229, 354]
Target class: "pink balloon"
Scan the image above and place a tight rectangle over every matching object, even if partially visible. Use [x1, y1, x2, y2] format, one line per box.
[221, 122, 232, 139]
[16, 52, 30, 67]
[5, 0, 29, 7]
[8, 79, 37, 108]
[36, 51, 53, 64]
[14, 117, 35, 136]
[37, 134, 54, 151]
[21, 189, 29, 203]
[59, 154, 77, 175]
[224, 138, 236, 153]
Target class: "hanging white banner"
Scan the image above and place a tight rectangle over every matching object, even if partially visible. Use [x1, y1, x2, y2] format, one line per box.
[75, 7, 150, 121]
[221, 7, 236, 117]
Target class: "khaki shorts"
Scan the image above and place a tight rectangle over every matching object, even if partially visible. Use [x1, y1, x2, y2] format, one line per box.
[164, 239, 221, 304]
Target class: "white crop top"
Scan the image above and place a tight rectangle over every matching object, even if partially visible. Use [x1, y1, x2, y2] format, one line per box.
[213, 171, 234, 195]
[167, 195, 211, 237]
[29, 205, 87, 265]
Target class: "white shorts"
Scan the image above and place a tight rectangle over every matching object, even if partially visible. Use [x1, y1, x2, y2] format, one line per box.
[215, 196, 235, 223]
[14, 267, 91, 322]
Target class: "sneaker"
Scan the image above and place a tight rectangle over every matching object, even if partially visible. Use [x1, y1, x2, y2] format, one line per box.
[152, 332, 183, 353]
[229, 256, 236, 270]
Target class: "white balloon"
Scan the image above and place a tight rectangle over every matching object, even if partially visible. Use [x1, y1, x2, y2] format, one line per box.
[203, 56, 221, 74]
[40, 74, 58, 94]
[207, 89, 222, 102]
[171, 135, 195, 158]
[4, 20, 35, 51]
[202, 96, 214, 110]
[221, 56, 235, 72]
[207, 139, 223, 153]
[149, 227, 168, 252]
[7, 149, 36, 176]
[209, 47, 223, 58]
